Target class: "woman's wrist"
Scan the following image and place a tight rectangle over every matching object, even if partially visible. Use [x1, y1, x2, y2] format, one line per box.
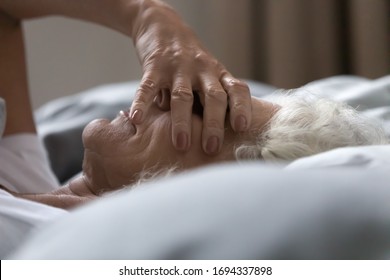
[0, 0, 151, 39]
[0, 0, 183, 42]
[124, 0, 185, 40]
[129, 0, 201, 69]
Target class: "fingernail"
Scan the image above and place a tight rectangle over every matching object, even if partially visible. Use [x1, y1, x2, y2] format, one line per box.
[234, 115, 247, 132]
[206, 136, 219, 155]
[176, 132, 188, 151]
[131, 110, 143, 123]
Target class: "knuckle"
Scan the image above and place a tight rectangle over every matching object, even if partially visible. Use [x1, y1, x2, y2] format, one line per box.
[133, 94, 148, 106]
[171, 111, 191, 131]
[194, 52, 220, 68]
[206, 88, 227, 104]
[204, 118, 224, 131]
[225, 79, 249, 93]
[204, 119, 221, 129]
[172, 49, 184, 59]
[171, 87, 194, 103]
[172, 119, 190, 131]
[194, 52, 208, 63]
[166, 48, 190, 67]
[138, 78, 157, 94]
[230, 101, 247, 112]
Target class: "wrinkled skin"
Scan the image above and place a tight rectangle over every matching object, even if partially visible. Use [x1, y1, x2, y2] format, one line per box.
[82, 97, 278, 194]
[130, 1, 252, 155]
[0, 0, 255, 208]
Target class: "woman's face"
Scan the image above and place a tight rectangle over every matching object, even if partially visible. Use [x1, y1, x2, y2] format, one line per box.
[81, 97, 277, 191]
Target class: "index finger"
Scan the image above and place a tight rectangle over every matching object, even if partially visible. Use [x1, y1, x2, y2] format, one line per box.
[130, 73, 160, 124]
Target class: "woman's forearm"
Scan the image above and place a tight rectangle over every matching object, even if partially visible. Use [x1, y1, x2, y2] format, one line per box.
[0, 176, 98, 209]
[0, 11, 36, 136]
[0, 0, 167, 38]
[10, 190, 92, 209]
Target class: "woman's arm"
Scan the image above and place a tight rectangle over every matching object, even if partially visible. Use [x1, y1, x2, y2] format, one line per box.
[0, 176, 97, 209]
[0, 7, 99, 208]
[0, 11, 35, 136]
[0, 0, 142, 137]
[0, 0, 139, 36]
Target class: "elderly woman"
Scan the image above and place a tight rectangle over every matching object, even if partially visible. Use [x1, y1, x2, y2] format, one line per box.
[3, 89, 388, 208]
[0, 0, 251, 207]
[0, 1, 255, 259]
[1, 0, 389, 261]
[1, 0, 388, 211]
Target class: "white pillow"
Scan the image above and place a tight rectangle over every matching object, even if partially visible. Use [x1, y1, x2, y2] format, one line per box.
[287, 145, 390, 170]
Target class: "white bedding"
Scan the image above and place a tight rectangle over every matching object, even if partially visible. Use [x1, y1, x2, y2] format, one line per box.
[8, 76, 390, 259]
[10, 164, 390, 259]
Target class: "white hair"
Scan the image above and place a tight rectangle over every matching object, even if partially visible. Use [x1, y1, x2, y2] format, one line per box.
[235, 90, 389, 162]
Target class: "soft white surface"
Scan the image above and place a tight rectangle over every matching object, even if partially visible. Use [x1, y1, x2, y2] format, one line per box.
[287, 145, 390, 169]
[0, 134, 67, 259]
[0, 134, 60, 193]
[10, 163, 390, 259]
[303, 75, 390, 138]
[0, 192, 66, 259]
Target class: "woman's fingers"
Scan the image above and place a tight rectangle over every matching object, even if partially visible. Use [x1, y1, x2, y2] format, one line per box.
[199, 76, 228, 155]
[221, 74, 252, 133]
[170, 77, 193, 151]
[132, 71, 251, 157]
[130, 73, 159, 124]
[131, 2, 252, 155]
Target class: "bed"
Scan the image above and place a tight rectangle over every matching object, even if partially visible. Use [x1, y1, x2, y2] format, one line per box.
[10, 75, 390, 259]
